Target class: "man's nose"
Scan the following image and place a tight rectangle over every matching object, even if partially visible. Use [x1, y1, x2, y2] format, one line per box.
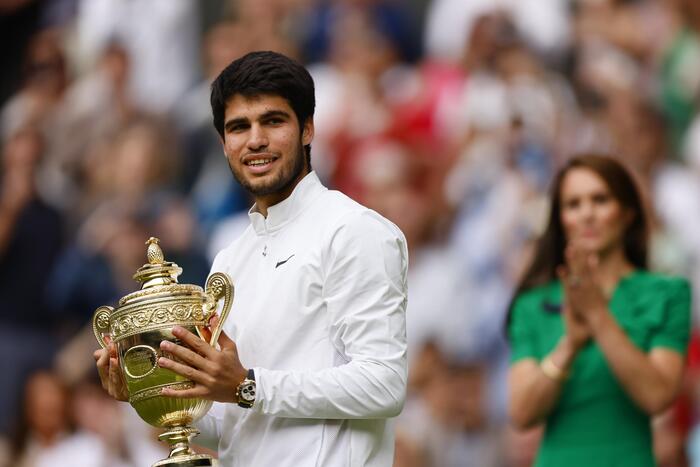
[247, 125, 268, 151]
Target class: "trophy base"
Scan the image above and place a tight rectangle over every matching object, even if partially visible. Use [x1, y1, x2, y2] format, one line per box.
[153, 426, 214, 467]
[152, 453, 213, 467]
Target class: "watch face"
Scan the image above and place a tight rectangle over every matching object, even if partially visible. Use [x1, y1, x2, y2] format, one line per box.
[240, 382, 256, 402]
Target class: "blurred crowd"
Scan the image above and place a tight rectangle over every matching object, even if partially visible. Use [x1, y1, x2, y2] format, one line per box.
[2, 0, 700, 466]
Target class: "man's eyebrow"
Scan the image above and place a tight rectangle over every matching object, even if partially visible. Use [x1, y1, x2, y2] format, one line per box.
[224, 117, 249, 131]
[260, 109, 292, 120]
[224, 110, 292, 131]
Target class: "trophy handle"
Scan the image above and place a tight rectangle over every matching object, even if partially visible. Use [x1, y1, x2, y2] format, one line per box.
[93, 305, 114, 349]
[204, 272, 234, 347]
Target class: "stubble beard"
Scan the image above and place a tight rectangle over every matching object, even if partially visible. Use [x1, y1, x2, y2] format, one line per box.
[230, 141, 307, 197]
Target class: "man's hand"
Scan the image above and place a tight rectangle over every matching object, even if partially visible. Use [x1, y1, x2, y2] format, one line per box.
[158, 325, 247, 402]
[94, 338, 129, 402]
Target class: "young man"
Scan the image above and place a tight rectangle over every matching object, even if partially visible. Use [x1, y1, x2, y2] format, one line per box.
[96, 51, 408, 466]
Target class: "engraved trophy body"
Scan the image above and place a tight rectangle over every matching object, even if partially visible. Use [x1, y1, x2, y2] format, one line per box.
[93, 238, 233, 467]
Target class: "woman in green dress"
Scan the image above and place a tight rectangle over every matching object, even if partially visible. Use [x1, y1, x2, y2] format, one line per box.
[507, 154, 691, 467]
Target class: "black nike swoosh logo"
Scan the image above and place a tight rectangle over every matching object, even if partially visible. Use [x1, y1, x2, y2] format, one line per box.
[275, 254, 295, 268]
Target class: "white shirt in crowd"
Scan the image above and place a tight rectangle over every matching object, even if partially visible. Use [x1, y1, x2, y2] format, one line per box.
[196, 171, 409, 466]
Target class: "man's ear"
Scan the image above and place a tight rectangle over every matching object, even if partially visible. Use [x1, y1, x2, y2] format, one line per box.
[302, 118, 314, 146]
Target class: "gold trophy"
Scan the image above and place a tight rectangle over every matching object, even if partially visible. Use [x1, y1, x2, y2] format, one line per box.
[93, 237, 233, 467]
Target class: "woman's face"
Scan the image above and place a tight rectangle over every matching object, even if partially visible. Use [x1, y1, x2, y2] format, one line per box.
[24, 372, 68, 440]
[559, 167, 631, 255]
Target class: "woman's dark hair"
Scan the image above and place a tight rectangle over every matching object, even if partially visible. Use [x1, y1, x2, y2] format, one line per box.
[210, 51, 315, 167]
[511, 154, 648, 306]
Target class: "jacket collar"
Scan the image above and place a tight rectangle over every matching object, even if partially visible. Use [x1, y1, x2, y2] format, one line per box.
[248, 171, 326, 235]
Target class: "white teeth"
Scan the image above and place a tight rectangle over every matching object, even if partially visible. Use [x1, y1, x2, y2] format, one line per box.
[247, 159, 273, 166]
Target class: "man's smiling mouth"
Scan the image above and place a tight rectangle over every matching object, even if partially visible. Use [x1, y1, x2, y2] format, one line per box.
[246, 158, 275, 166]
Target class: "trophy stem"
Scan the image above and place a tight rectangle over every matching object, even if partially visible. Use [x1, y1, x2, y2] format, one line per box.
[152, 425, 213, 467]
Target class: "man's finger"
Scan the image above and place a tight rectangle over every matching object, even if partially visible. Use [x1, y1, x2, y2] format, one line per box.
[198, 325, 213, 343]
[109, 358, 130, 401]
[209, 315, 220, 328]
[158, 356, 209, 384]
[160, 340, 212, 371]
[172, 326, 214, 357]
[202, 315, 219, 344]
[109, 357, 120, 375]
[108, 342, 118, 359]
[217, 327, 236, 350]
[109, 357, 122, 393]
[95, 349, 110, 390]
[161, 385, 209, 399]
[94, 348, 107, 362]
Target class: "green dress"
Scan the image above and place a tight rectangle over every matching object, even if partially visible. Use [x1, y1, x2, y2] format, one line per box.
[508, 271, 691, 467]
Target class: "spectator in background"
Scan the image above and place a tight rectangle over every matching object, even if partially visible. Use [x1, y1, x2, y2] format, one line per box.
[350, 138, 510, 467]
[309, 0, 425, 186]
[508, 154, 691, 467]
[655, 117, 700, 324]
[46, 201, 152, 337]
[0, 29, 68, 140]
[660, 0, 700, 159]
[40, 41, 135, 212]
[148, 195, 210, 286]
[73, 0, 200, 114]
[396, 343, 508, 467]
[423, 0, 570, 64]
[301, 0, 421, 64]
[9, 371, 72, 467]
[7, 370, 166, 467]
[0, 0, 46, 105]
[0, 126, 63, 437]
[68, 376, 167, 466]
[72, 115, 178, 224]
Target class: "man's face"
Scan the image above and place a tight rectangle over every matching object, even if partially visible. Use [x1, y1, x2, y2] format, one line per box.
[221, 93, 313, 206]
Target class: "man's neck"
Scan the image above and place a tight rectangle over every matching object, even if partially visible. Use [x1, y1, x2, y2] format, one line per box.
[254, 169, 310, 218]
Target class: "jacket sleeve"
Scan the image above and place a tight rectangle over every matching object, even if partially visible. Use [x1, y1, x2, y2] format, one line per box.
[252, 210, 409, 419]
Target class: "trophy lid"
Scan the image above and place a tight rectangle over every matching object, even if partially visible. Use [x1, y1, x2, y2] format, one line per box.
[133, 237, 183, 289]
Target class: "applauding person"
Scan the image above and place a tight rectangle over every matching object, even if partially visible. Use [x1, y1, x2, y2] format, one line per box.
[507, 154, 691, 467]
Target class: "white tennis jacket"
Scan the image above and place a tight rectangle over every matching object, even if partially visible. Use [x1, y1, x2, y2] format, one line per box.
[196, 171, 409, 466]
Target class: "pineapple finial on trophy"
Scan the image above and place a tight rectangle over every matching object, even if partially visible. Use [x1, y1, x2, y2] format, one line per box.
[146, 237, 164, 265]
[133, 237, 182, 289]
